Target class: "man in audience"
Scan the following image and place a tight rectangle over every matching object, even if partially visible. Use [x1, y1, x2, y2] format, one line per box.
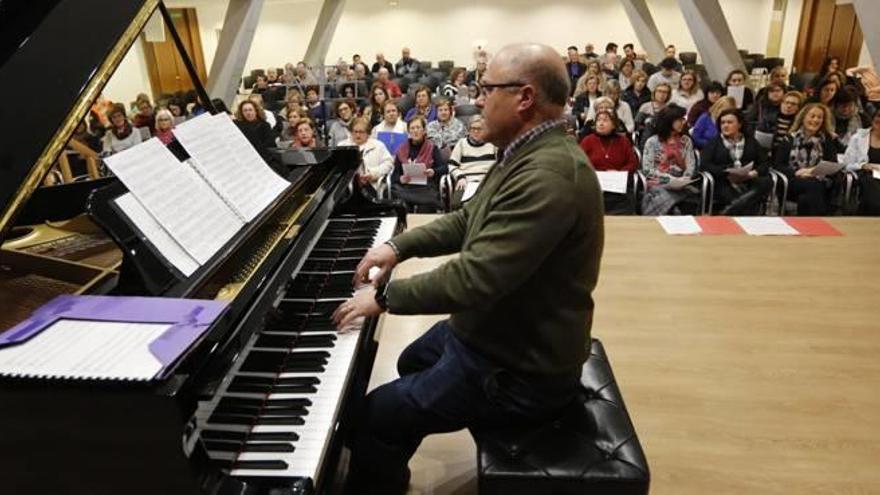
[565, 46, 587, 96]
[600, 42, 618, 66]
[352, 54, 368, 73]
[355, 64, 373, 89]
[622, 43, 644, 66]
[373, 52, 395, 76]
[396, 47, 421, 76]
[833, 87, 869, 151]
[375, 68, 402, 98]
[467, 60, 488, 85]
[294, 62, 318, 86]
[584, 43, 599, 59]
[335, 42, 603, 495]
[648, 57, 681, 91]
[252, 74, 270, 94]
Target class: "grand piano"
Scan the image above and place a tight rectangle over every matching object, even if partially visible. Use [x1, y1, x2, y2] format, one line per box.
[0, 1, 404, 494]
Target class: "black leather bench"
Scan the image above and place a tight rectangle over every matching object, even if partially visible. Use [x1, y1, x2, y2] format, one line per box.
[472, 338, 650, 495]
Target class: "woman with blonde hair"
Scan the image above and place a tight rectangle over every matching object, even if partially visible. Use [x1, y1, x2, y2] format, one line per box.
[773, 102, 839, 215]
[692, 95, 736, 148]
[634, 82, 672, 132]
[154, 109, 175, 145]
[573, 74, 603, 128]
[670, 70, 703, 112]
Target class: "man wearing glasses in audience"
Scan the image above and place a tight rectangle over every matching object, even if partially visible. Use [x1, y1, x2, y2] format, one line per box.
[334, 43, 604, 494]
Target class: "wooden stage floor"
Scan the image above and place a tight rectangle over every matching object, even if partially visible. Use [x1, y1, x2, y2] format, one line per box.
[367, 215, 880, 495]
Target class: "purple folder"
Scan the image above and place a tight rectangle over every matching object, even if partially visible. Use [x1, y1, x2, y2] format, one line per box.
[377, 131, 407, 155]
[0, 295, 228, 380]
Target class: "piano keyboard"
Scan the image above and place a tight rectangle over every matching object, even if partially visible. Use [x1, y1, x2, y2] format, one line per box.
[192, 216, 398, 483]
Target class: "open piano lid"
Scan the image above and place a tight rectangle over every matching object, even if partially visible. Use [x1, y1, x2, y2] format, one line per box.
[0, 0, 159, 243]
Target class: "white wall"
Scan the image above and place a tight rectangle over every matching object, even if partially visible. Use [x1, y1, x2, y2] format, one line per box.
[102, 36, 153, 106]
[104, 0, 790, 103]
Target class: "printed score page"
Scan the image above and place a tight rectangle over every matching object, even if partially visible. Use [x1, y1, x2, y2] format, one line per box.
[104, 138, 244, 264]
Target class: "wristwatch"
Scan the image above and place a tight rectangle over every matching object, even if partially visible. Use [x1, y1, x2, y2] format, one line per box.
[374, 282, 390, 311]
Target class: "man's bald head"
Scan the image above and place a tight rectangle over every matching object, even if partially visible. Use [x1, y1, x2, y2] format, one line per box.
[490, 44, 570, 110]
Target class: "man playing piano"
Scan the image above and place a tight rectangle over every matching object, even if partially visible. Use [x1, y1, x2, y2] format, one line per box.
[333, 43, 605, 494]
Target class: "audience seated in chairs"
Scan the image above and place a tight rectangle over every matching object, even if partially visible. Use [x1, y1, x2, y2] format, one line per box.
[843, 108, 880, 215]
[154, 109, 176, 145]
[686, 80, 724, 127]
[372, 52, 395, 77]
[279, 91, 307, 122]
[692, 96, 737, 149]
[441, 68, 467, 99]
[372, 101, 408, 137]
[808, 56, 841, 95]
[328, 100, 356, 146]
[102, 104, 142, 156]
[167, 98, 187, 120]
[764, 90, 805, 153]
[622, 69, 651, 116]
[375, 68, 402, 98]
[579, 110, 639, 214]
[248, 93, 280, 132]
[282, 117, 324, 150]
[368, 85, 391, 127]
[466, 60, 488, 85]
[647, 57, 681, 92]
[746, 82, 785, 135]
[565, 46, 587, 96]
[252, 74, 270, 94]
[701, 108, 773, 215]
[447, 116, 496, 210]
[390, 116, 447, 212]
[725, 69, 754, 110]
[404, 85, 438, 123]
[641, 104, 699, 215]
[670, 70, 704, 113]
[585, 80, 634, 133]
[755, 66, 793, 104]
[340, 117, 393, 195]
[581, 96, 630, 139]
[234, 100, 278, 163]
[426, 98, 467, 157]
[396, 47, 421, 76]
[618, 58, 636, 93]
[808, 77, 839, 107]
[773, 103, 840, 215]
[833, 87, 870, 151]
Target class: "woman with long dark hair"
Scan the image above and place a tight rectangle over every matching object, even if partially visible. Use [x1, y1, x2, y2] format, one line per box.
[640, 104, 698, 215]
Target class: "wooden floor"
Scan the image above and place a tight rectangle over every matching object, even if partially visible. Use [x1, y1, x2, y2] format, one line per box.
[367, 215, 880, 495]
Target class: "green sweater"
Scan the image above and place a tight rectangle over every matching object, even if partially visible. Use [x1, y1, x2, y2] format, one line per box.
[386, 126, 604, 377]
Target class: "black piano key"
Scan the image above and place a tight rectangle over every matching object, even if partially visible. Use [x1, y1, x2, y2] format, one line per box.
[281, 363, 325, 373]
[209, 414, 306, 426]
[300, 259, 335, 272]
[201, 430, 248, 442]
[278, 300, 343, 316]
[240, 351, 286, 373]
[248, 431, 299, 442]
[214, 400, 310, 417]
[255, 333, 336, 349]
[203, 441, 296, 453]
[256, 416, 306, 426]
[331, 258, 360, 271]
[234, 460, 289, 470]
[227, 375, 320, 394]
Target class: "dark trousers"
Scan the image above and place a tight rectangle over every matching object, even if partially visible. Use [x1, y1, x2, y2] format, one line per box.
[787, 177, 830, 215]
[717, 176, 773, 215]
[391, 183, 442, 212]
[348, 320, 579, 494]
[857, 170, 880, 215]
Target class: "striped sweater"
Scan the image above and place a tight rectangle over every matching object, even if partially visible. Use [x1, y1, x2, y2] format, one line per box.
[448, 137, 497, 182]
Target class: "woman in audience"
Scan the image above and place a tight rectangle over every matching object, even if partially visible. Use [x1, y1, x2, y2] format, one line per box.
[843, 107, 880, 215]
[391, 116, 447, 212]
[102, 104, 142, 155]
[328, 99, 356, 146]
[670, 70, 703, 113]
[404, 85, 438, 123]
[747, 82, 785, 135]
[692, 96, 737, 149]
[131, 93, 151, 114]
[618, 58, 636, 92]
[700, 108, 772, 214]
[622, 69, 651, 116]
[368, 85, 391, 128]
[279, 92, 306, 122]
[808, 77, 839, 107]
[773, 103, 839, 215]
[754, 67, 792, 104]
[154, 109, 175, 145]
[686, 81, 724, 126]
[641, 104, 698, 215]
[447, 116, 496, 209]
[573, 74, 603, 128]
[765, 90, 805, 154]
[441, 68, 467, 99]
[279, 111, 303, 143]
[252, 74, 270, 94]
[339, 117, 393, 193]
[167, 98, 186, 119]
[289, 118, 323, 149]
[725, 69, 754, 110]
[634, 82, 672, 132]
[426, 98, 466, 154]
[372, 101, 408, 137]
[582, 96, 631, 138]
[809, 56, 841, 94]
[579, 110, 639, 214]
[590, 80, 634, 133]
[248, 93, 280, 132]
[132, 99, 155, 135]
[832, 87, 869, 150]
[235, 100, 277, 161]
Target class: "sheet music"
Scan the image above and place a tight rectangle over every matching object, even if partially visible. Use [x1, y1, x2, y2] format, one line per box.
[173, 114, 290, 221]
[595, 171, 628, 194]
[811, 160, 845, 177]
[727, 85, 745, 108]
[657, 215, 702, 235]
[461, 181, 481, 202]
[734, 217, 799, 236]
[0, 320, 170, 381]
[873, 169, 880, 181]
[104, 138, 244, 264]
[403, 160, 428, 185]
[114, 193, 200, 276]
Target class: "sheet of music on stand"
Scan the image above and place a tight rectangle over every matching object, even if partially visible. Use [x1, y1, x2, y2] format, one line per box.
[104, 114, 290, 275]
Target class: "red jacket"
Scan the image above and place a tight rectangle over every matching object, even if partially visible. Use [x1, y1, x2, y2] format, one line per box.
[579, 133, 638, 172]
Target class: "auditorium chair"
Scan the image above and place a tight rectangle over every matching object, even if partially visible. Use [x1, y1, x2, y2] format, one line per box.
[738, 49, 750, 59]
[429, 70, 448, 84]
[394, 77, 409, 94]
[788, 72, 814, 91]
[437, 60, 455, 73]
[397, 94, 415, 116]
[419, 61, 433, 73]
[242, 75, 256, 90]
[471, 338, 650, 495]
[679, 51, 697, 66]
[250, 68, 265, 78]
[761, 57, 785, 70]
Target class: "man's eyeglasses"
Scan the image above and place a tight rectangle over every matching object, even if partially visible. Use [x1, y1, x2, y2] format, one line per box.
[479, 81, 526, 96]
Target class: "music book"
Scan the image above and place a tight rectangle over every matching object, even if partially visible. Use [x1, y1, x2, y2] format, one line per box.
[402, 160, 428, 185]
[376, 131, 407, 154]
[0, 295, 228, 381]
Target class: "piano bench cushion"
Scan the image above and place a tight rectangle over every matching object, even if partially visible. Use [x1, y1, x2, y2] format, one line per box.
[471, 338, 650, 495]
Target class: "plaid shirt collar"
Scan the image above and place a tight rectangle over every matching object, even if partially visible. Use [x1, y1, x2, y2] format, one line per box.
[500, 118, 567, 166]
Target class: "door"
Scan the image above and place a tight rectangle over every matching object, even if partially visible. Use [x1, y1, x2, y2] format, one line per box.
[793, 0, 863, 73]
[142, 8, 208, 97]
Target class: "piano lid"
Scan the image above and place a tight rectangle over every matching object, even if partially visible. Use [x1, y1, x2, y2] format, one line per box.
[0, 0, 159, 243]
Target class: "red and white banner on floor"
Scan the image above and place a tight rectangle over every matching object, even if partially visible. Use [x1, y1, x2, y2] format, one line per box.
[656, 216, 843, 236]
